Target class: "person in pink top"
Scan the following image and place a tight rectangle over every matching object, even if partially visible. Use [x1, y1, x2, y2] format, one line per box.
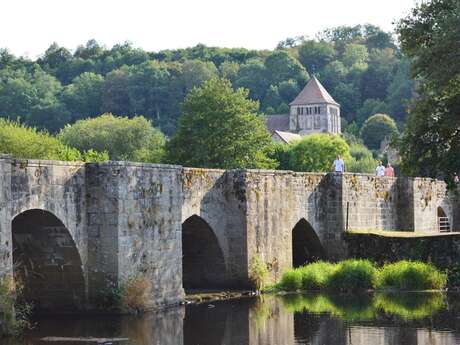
[385, 163, 395, 177]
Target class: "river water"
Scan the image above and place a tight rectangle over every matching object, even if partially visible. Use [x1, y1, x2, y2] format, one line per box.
[6, 292, 460, 345]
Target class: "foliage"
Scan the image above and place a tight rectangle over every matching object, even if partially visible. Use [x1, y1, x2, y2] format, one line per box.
[346, 142, 379, 173]
[287, 134, 351, 172]
[166, 78, 276, 169]
[59, 113, 165, 162]
[297, 261, 336, 290]
[0, 118, 107, 162]
[95, 275, 152, 314]
[360, 114, 398, 150]
[374, 261, 447, 290]
[275, 260, 447, 292]
[0, 24, 413, 137]
[266, 141, 291, 170]
[0, 275, 31, 337]
[397, 0, 460, 178]
[326, 259, 377, 292]
[120, 275, 153, 314]
[279, 269, 303, 291]
[248, 256, 270, 292]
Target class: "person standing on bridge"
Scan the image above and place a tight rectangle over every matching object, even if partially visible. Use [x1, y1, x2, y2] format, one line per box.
[384, 163, 395, 177]
[375, 161, 385, 177]
[332, 155, 345, 173]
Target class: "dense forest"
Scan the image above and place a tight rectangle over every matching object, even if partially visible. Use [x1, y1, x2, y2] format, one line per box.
[0, 24, 413, 136]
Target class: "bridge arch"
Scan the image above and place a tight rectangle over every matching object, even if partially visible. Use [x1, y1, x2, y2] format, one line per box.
[12, 209, 85, 311]
[291, 218, 326, 268]
[182, 215, 227, 290]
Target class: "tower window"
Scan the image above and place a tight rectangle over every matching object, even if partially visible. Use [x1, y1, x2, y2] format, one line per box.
[297, 107, 300, 115]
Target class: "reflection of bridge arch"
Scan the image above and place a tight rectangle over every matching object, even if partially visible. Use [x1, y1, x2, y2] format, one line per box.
[292, 219, 326, 268]
[12, 209, 85, 311]
[182, 215, 227, 290]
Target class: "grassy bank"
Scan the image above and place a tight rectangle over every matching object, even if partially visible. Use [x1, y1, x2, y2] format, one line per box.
[274, 260, 447, 292]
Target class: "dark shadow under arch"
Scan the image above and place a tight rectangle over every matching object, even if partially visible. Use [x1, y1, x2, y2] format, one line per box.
[12, 209, 85, 311]
[182, 215, 227, 290]
[292, 219, 326, 268]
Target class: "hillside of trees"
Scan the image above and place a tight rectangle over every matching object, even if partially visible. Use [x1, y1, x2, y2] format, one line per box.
[0, 24, 413, 136]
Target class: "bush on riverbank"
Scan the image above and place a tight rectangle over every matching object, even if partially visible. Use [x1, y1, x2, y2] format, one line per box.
[97, 275, 152, 314]
[276, 260, 446, 292]
[0, 276, 31, 337]
[327, 260, 376, 292]
[374, 261, 447, 290]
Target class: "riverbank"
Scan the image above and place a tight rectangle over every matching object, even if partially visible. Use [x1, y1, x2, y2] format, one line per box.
[184, 290, 256, 305]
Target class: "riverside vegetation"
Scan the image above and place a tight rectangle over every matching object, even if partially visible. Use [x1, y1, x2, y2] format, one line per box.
[275, 260, 447, 292]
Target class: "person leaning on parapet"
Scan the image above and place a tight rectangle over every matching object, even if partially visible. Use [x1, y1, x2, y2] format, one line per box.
[375, 161, 385, 177]
[332, 155, 345, 173]
[384, 163, 395, 177]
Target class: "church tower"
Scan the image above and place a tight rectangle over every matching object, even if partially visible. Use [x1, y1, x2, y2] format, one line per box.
[289, 77, 341, 135]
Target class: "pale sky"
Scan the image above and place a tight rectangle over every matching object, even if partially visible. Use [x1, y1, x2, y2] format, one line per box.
[1, 0, 417, 58]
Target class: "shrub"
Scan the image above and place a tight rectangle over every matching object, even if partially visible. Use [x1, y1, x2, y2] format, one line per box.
[249, 256, 269, 292]
[96, 275, 152, 314]
[375, 261, 447, 290]
[59, 114, 165, 163]
[298, 261, 336, 290]
[280, 269, 303, 291]
[0, 275, 31, 337]
[0, 118, 108, 162]
[120, 275, 152, 314]
[326, 259, 377, 292]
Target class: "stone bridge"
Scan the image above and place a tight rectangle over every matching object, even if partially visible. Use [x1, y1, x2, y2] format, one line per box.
[0, 157, 458, 311]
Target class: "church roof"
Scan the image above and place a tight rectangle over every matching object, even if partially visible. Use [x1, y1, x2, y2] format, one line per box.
[290, 77, 339, 106]
[265, 114, 290, 133]
[272, 130, 301, 144]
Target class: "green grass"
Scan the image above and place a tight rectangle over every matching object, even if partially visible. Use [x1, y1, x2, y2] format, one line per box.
[374, 260, 447, 290]
[327, 259, 376, 292]
[277, 260, 447, 292]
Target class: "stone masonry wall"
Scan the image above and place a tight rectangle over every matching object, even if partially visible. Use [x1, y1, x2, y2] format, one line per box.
[181, 168, 248, 287]
[342, 174, 400, 231]
[89, 162, 184, 308]
[244, 171, 344, 283]
[0, 156, 12, 277]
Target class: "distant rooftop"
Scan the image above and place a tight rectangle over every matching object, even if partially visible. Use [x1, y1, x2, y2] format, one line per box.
[272, 130, 301, 144]
[265, 114, 289, 133]
[290, 76, 339, 106]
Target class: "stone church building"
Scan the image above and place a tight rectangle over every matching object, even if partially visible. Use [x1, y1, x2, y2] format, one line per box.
[266, 77, 341, 143]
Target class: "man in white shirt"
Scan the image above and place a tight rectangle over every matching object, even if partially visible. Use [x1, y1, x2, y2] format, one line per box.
[332, 155, 345, 173]
[375, 161, 385, 177]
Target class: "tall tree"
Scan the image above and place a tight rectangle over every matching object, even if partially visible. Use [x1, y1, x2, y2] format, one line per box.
[166, 78, 275, 169]
[397, 0, 460, 177]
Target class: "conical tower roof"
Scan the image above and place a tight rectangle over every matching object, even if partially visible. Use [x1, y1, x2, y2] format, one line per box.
[290, 76, 339, 106]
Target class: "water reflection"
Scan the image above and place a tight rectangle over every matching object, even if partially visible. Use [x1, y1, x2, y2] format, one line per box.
[5, 293, 460, 345]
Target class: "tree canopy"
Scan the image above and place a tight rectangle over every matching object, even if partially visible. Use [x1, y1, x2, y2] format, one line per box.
[166, 78, 275, 169]
[397, 0, 460, 178]
[0, 24, 412, 138]
[0, 118, 107, 162]
[287, 134, 351, 172]
[360, 114, 398, 151]
[59, 114, 165, 162]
